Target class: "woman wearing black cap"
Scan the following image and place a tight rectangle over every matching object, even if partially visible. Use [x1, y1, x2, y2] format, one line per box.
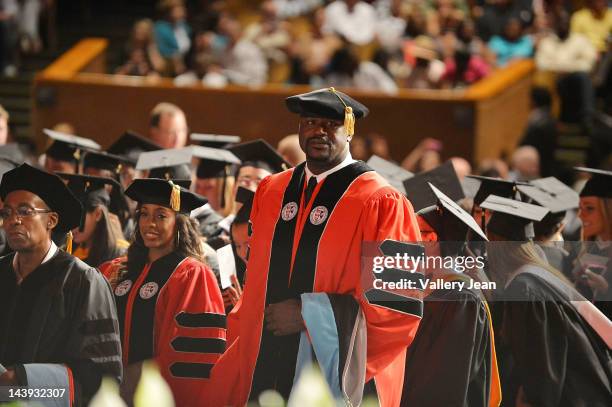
[101, 178, 225, 406]
[57, 173, 129, 268]
[575, 167, 612, 317]
[481, 195, 612, 407]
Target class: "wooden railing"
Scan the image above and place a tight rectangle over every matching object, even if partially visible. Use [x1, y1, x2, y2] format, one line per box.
[33, 38, 535, 164]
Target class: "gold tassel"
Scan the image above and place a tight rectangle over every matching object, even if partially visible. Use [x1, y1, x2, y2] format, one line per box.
[344, 106, 355, 137]
[66, 231, 73, 254]
[169, 181, 181, 212]
[329, 87, 356, 137]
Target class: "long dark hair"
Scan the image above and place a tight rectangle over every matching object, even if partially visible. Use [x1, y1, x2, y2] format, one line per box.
[127, 209, 204, 275]
[86, 206, 125, 267]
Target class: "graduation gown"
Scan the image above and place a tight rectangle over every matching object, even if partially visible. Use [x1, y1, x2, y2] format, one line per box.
[401, 281, 501, 407]
[210, 161, 422, 406]
[498, 265, 612, 406]
[109, 252, 226, 407]
[0, 250, 123, 407]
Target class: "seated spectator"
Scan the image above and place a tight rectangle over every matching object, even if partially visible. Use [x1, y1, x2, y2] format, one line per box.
[323, 0, 377, 46]
[375, 0, 407, 53]
[288, 7, 342, 84]
[318, 45, 398, 94]
[441, 44, 490, 87]
[456, 18, 495, 63]
[154, 0, 191, 75]
[273, 0, 322, 19]
[570, 0, 612, 53]
[425, 0, 465, 37]
[402, 35, 446, 89]
[243, 1, 291, 71]
[476, 0, 533, 42]
[367, 132, 393, 160]
[174, 30, 228, 87]
[488, 18, 533, 66]
[217, 14, 268, 85]
[116, 18, 165, 76]
[536, 14, 597, 73]
[349, 134, 369, 160]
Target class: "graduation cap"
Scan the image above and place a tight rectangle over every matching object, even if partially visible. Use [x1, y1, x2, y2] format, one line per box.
[56, 172, 126, 231]
[467, 175, 524, 206]
[419, 182, 488, 242]
[286, 87, 369, 137]
[517, 177, 579, 214]
[402, 162, 464, 212]
[480, 195, 549, 240]
[0, 164, 82, 235]
[83, 150, 130, 178]
[44, 128, 100, 162]
[233, 186, 255, 225]
[229, 139, 290, 174]
[125, 178, 207, 213]
[190, 133, 241, 149]
[367, 155, 413, 195]
[575, 167, 612, 198]
[107, 131, 161, 165]
[136, 147, 193, 181]
[191, 145, 241, 178]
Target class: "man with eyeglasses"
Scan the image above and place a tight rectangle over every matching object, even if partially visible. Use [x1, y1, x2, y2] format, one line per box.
[0, 164, 122, 406]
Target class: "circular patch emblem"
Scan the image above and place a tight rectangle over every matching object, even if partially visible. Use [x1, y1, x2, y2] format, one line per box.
[309, 206, 329, 225]
[281, 202, 298, 221]
[139, 282, 159, 299]
[115, 280, 132, 297]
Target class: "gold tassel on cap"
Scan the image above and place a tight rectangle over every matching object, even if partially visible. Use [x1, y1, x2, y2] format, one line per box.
[169, 181, 181, 212]
[66, 231, 73, 254]
[329, 87, 355, 137]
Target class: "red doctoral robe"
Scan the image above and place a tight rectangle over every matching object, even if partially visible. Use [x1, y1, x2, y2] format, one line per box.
[101, 253, 226, 407]
[209, 161, 422, 406]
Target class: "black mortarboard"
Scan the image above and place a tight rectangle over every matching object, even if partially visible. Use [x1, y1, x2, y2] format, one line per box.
[190, 133, 242, 149]
[136, 147, 194, 181]
[83, 151, 129, 177]
[125, 178, 207, 213]
[0, 164, 82, 234]
[233, 186, 255, 225]
[191, 145, 241, 179]
[107, 131, 161, 165]
[56, 172, 125, 231]
[480, 195, 549, 240]
[402, 162, 464, 212]
[286, 88, 369, 136]
[467, 175, 524, 206]
[367, 155, 413, 195]
[44, 128, 101, 163]
[420, 182, 488, 241]
[575, 167, 612, 198]
[229, 139, 290, 174]
[517, 177, 579, 214]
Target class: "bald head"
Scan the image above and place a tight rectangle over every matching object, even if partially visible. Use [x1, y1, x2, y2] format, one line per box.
[149, 103, 188, 149]
[277, 134, 306, 166]
[511, 146, 540, 181]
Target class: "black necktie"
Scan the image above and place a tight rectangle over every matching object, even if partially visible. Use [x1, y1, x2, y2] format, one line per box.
[304, 176, 317, 204]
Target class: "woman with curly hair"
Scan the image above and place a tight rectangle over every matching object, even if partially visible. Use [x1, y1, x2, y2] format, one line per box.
[100, 178, 225, 406]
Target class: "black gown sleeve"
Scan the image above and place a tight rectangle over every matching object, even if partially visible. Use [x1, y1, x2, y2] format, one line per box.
[402, 291, 491, 407]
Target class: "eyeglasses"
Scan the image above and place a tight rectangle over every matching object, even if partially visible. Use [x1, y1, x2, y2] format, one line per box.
[0, 206, 53, 221]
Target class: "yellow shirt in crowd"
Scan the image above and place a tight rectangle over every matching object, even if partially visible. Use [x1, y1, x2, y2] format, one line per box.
[570, 8, 612, 52]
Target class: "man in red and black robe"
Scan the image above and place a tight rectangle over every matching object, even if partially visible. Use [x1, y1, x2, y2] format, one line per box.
[209, 88, 423, 406]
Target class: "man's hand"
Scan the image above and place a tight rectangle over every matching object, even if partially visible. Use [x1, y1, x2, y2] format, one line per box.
[222, 275, 243, 308]
[0, 369, 18, 386]
[264, 299, 305, 336]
